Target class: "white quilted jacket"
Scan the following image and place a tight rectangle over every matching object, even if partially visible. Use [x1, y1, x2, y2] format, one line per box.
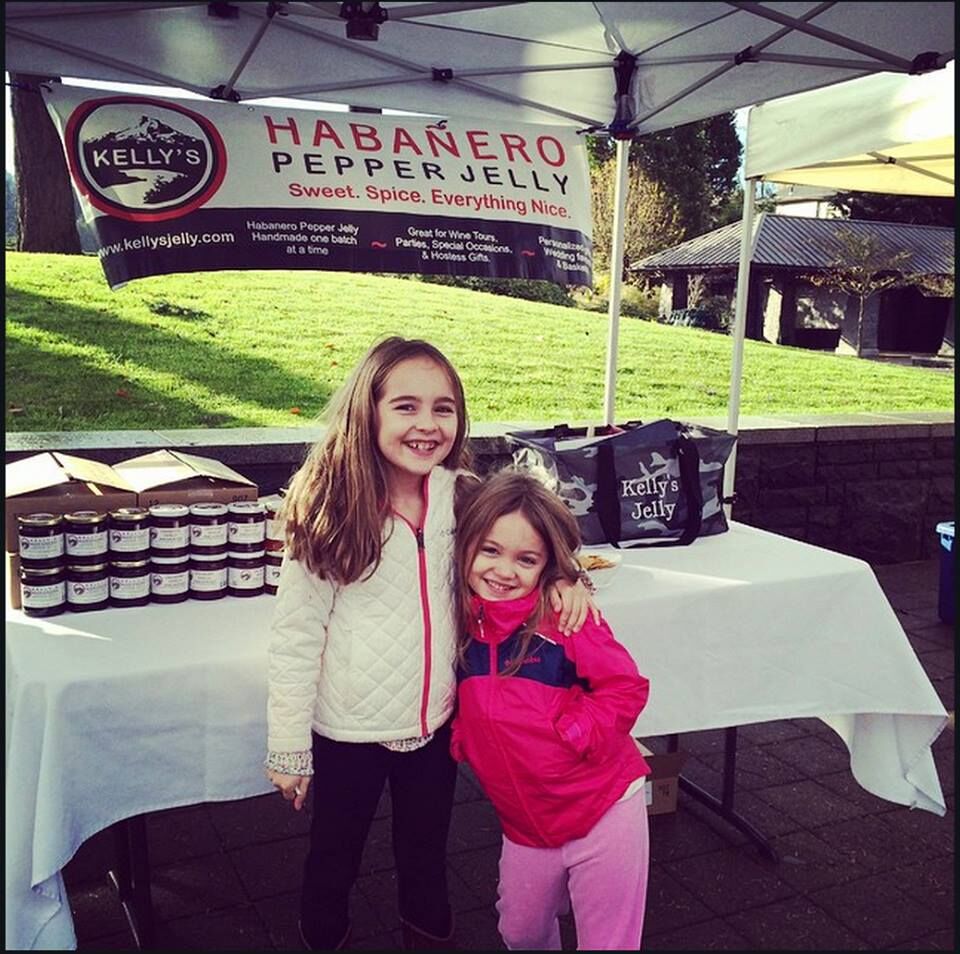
[267, 466, 459, 750]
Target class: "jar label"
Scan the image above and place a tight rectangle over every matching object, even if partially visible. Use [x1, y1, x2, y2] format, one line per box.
[110, 527, 150, 552]
[266, 562, 283, 587]
[67, 576, 110, 605]
[110, 574, 151, 600]
[20, 534, 65, 559]
[266, 516, 285, 541]
[190, 567, 228, 592]
[65, 530, 109, 557]
[191, 523, 228, 547]
[151, 525, 191, 549]
[151, 570, 189, 595]
[21, 580, 66, 608]
[228, 522, 266, 545]
[229, 564, 265, 589]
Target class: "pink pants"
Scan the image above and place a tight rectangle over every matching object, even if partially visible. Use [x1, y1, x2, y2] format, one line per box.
[496, 790, 649, 950]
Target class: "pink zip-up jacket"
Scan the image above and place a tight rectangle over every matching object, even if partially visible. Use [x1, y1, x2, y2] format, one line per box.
[450, 589, 650, 848]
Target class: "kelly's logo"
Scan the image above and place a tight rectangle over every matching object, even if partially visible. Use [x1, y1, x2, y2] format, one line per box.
[64, 97, 227, 222]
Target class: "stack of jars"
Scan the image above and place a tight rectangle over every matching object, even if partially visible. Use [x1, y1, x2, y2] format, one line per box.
[17, 512, 67, 617]
[109, 507, 151, 607]
[226, 500, 266, 597]
[263, 495, 285, 595]
[16, 499, 276, 617]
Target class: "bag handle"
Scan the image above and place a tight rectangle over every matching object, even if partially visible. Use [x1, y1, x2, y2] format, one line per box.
[598, 435, 704, 549]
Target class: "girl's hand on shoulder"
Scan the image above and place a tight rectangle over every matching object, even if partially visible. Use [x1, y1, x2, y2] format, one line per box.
[549, 576, 600, 636]
[267, 770, 311, 812]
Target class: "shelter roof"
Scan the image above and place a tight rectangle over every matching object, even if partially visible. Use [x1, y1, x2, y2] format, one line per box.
[631, 214, 955, 276]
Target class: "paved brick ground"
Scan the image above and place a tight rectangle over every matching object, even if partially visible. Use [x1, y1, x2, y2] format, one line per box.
[64, 558, 954, 951]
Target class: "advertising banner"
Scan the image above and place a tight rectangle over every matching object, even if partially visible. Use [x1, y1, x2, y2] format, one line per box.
[42, 85, 593, 290]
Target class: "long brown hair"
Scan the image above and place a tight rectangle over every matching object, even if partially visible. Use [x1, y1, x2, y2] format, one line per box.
[282, 337, 471, 583]
[455, 469, 581, 675]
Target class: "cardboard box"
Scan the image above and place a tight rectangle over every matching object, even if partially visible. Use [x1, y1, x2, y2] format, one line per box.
[112, 450, 257, 508]
[5, 452, 138, 553]
[637, 740, 687, 816]
[6, 552, 22, 610]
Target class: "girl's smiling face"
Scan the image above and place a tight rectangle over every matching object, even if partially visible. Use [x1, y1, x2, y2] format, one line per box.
[374, 357, 458, 489]
[468, 510, 547, 601]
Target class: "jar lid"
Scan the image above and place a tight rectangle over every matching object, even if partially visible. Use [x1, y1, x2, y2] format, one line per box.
[190, 549, 228, 562]
[20, 564, 64, 576]
[228, 501, 265, 515]
[17, 512, 63, 527]
[110, 507, 150, 521]
[190, 502, 228, 517]
[149, 504, 189, 518]
[228, 550, 265, 560]
[151, 553, 190, 565]
[65, 510, 108, 524]
[266, 551, 285, 563]
[67, 562, 108, 572]
[111, 559, 149, 568]
[259, 494, 284, 516]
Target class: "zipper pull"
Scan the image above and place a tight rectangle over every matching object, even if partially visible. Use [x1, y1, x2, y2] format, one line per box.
[415, 527, 425, 550]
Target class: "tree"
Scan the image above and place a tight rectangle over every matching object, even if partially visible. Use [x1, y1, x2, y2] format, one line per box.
[590, 158, 684, 283]
[805, 229, 914, 355]
[630, 113, 742, 238]
[10, 73, 81, 253]
[587, 113, 743, 240]
[830, 191, 955, 227]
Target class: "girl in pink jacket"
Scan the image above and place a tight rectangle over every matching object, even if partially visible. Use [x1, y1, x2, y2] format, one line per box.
[451, 470, 651, 950]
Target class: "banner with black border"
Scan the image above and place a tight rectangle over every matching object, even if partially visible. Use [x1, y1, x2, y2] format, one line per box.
[42, 85, 593, 290]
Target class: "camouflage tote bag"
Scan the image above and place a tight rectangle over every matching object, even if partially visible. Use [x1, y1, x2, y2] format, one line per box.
[506, 419, 736, 547]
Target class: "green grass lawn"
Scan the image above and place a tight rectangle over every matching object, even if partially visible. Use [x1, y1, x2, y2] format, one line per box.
[4, 251, 954, 432]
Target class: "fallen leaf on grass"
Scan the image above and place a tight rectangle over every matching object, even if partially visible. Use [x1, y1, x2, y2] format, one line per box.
[290, 407, 302, 415]
[115, 388, 131, 399]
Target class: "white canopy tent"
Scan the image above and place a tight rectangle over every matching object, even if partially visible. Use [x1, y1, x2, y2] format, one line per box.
[5, 1, 955, 429]
[723, 59, 955, 501]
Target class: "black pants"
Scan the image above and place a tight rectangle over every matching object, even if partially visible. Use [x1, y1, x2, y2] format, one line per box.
[300, 722, 458, 948]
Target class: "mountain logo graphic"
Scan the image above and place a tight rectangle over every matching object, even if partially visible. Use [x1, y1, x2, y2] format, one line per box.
[64, 96, 227, 222]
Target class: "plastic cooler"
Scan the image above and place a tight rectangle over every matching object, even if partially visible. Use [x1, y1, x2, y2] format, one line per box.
[936, 521, 954, 625]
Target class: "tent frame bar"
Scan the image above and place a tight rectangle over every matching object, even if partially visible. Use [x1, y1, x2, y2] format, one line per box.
[725, 1, 916, 71]
[4, 25, 211, 97]
[723, 178, 760, 512]
[602, 137, 631, 426]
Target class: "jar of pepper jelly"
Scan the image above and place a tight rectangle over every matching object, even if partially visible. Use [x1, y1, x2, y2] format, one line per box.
[149, 504, 190, 552]
[227, 550, 265, 597]
[109, 559, 151, 608]
[20, 564, 66, 617]
[17, 513, 65, 566]
[189, 502, 229, 550]
[66, 562, 110, 612]
[64, 511, 109, 565]
[227, 501, 266, 547]
[150, 553, 190, 604]
[189, 547, 228, 600]
[265, 551, 283, 595]
[261, 495, 286, 552]
[108, 507, 151, 561]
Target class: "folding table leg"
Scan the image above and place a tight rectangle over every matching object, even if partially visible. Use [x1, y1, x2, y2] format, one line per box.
[108, 815, 156, 949]
[667, 728, 778, 861]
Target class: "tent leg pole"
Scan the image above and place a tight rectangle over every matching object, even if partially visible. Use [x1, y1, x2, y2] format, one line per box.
[602, 138, 631, 427]
[724, 178, 758, 519]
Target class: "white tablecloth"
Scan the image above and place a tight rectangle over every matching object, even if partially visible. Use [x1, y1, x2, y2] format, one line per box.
[5, 523, 947, 950]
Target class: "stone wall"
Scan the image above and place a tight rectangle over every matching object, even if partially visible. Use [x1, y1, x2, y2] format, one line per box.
[5, 414, 953, 565]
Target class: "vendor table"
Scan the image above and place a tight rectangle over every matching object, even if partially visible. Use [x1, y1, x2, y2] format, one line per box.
[6, 523, 948, 950]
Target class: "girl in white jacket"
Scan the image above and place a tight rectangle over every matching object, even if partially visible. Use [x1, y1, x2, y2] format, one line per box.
[265, 336, 590, 951]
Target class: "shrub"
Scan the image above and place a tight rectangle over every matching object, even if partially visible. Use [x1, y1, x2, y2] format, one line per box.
[413, 274, 574, 307]
[570, 272, 659, 320]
